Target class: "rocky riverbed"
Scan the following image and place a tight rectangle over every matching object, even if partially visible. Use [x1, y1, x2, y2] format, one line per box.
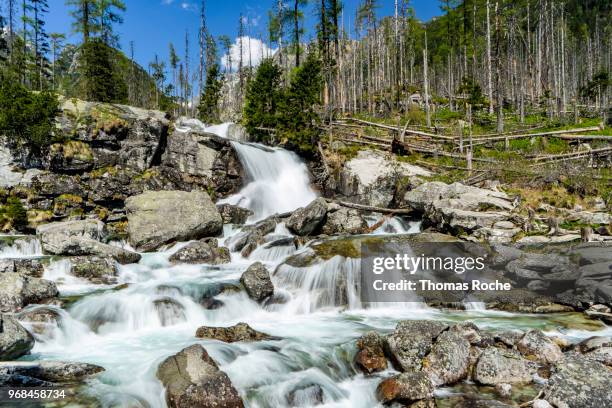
[0, 100, 610, 408]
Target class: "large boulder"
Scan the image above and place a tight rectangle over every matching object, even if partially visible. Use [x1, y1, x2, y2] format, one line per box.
[517, 330, 564, 364]
[384, 320, 449, 372]
[37, 219, 105, 253]
[169, 238, 230, 265]
[126, 190, 223, 252]
[226, 216, 277, 256]
[240, 262, 274, 302]
[0, 315, 34, 360]
[474, 348, 537, 385]
[376, 372, 434, 405]
[0, 259, 44, 278]
[156, 344, 244, 408]
[320, 206, 368, 235]
[36, 220, 140, 264]
[337, 150, 431, 208]
[544, 354, 612, 408]
[286, 198, 328, 236]
[423, 330, 471, 386]
[403, 182, 517, 237]
[162, 122, 243, 195]
[0, 273, 58, 313]
[195, 323, 271, 343]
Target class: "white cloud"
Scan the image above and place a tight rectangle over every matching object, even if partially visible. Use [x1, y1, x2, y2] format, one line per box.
[220, 36, 278, 72]
[180, 2, 197, 11]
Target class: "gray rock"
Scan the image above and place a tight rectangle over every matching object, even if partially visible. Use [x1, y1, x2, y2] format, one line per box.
[0, 361, 104, 382]
[321, 207, 368, 235]
[0, 273, 58, 313]
[286, 383, 324, 407]
[169, 238, 230, 265]
[544, 353, 612, 408]
[423, 331, 471, 386]
[37, 219, 105, 253]
[0, 315, 34, 360]
[156, 344, 244, 408]
[41, 235, 140, 264]
[376, 372, 434, 404]
[517, 330, 564, 364]
[227, 216, 277, 256]
[286, 198, 328, 236]
[532, 400, 553, 408]
[576, 336, 612, 353]
[195, 322, 271, 343]
[0, 259, 44, 278]
[240, 262, 274, 302]
[126, 190, 222, 251]
[338, 150, 431, 208]
[385, 320, 448, 372]
[70, 256, 118, 284]
[474, 348, 537, 385]
[217, 204, 253, 225]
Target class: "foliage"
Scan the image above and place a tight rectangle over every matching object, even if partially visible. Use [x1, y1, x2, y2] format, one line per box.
[243, 58, 284, 141]
[0, 197, 28, 231]
[80, 38, 127, 103]
[279, 53, 323, 155]
[0, 74, 60, 148]
[198, 64, 223, 123]
[580, 70, 609, 100]
[457, 77, 485, 107]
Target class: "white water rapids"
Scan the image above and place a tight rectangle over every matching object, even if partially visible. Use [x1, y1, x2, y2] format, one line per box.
[3, 122, 610, 408]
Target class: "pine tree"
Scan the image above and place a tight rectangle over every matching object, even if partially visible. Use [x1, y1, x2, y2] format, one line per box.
[96, 0, 126, 47]
[198, 63, 222, 123]
[31, 0, 50, 90]
[218, 35, 232, 73]
[243, 58, 283, 142]
[80, 38, 126, 103]
[49, 33, 66, 90]
[65, 0, 97, 44]
[169, 42, 180, 105]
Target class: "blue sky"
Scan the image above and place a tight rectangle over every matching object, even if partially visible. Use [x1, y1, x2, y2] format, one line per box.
[46, 1, 442, 70]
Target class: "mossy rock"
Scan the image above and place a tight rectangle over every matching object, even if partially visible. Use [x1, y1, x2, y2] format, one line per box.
[51, 141, 94, 163]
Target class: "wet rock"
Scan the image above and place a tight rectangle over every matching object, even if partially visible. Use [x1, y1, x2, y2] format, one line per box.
[286, 383, 324, 407]
[517, 330, 563, 364]
[423, 331, 471, 386]
[354, 331, 387, 374]
[126, 190, 223, 251]
[495, 383, 512, 398]
[569, 244, 612, 266]
[227, 216, 277, 254]
[195, 322, 271, 343]
[384, 320, 448, 372]
[286, 198, 328, 236]
[0, 273, 58, 312]
[240, 262, 274, 302]
[153, 298, 186, 326]
[200, 297, 224, 310]
[376, 372, 434, 405]
[0, 315, 34, 360]
[17, 306, 61, 336]
[70, 256, 118, 284]
[585, 347, 612, 366]
[474, 348, 537, 385]
[0, 259, 44, 278]
[453, 398, 514, 408]
[169, 238, 230, 265]
[31, 173, 86, 197]
[37, 219, 105, 253]
[0, 361, 104, 382]
[544, 353, 612, 408]
[320, 207, 367, 235]
[217, 204, 252, 225]
[157, 344, 244, 408]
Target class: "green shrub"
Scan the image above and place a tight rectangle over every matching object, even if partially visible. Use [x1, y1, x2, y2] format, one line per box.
[0, 196, 28, 231]
[0, 76, 60, 148]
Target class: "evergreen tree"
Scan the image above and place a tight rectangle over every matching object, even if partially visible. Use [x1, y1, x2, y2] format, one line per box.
[243, 58, 283, 142]
[198, 63, 222, 123]
[65, 0, 97, 43]
[280, 53, 322, 154]
[96, 0, 126, 47]
[218, 35, 232, 72]
[31, 0, 50, 90]
[80, 38, 127, 103]
[49, 32, 65, 90]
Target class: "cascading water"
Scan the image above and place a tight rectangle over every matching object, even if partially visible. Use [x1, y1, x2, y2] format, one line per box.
[13, 122, 610, 408]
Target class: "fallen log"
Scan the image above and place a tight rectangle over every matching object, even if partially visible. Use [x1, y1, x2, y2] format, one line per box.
[326, 199, 413, 215]
[469, 126, 601, 143]
[346, 117, 454, 141]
